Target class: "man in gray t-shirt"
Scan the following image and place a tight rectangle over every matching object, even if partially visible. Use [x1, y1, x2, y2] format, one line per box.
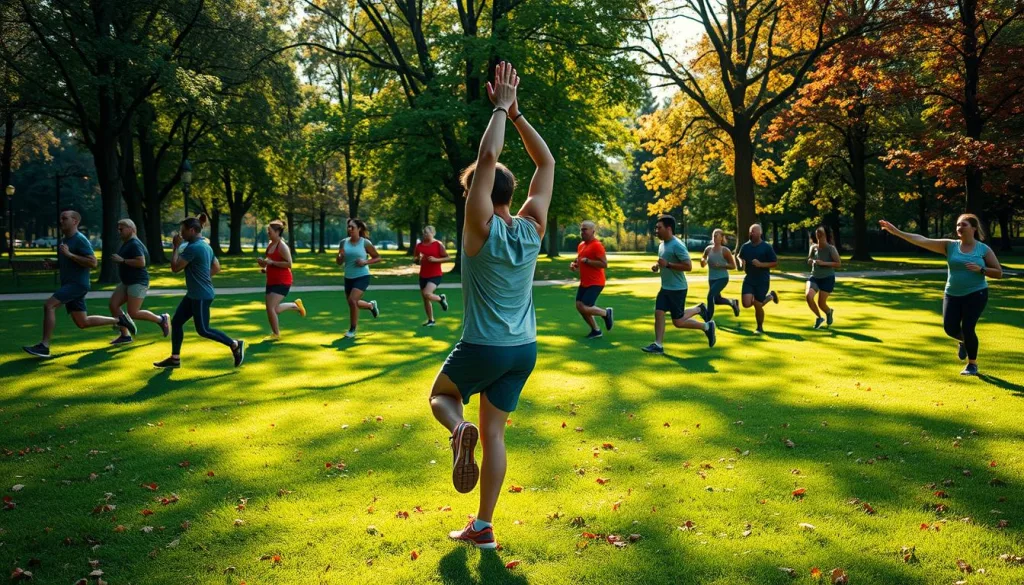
[641, 215, 717, 354]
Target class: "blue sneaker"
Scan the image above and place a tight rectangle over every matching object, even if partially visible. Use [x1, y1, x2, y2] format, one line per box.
[960, 363, 978, 376]
[439, 294, 449, 312]
[587, 329, 603, 339]
[704, 321, 717, 348]
[369, 300, 379, 319]
[603, 307, 614, 331]
[814, 317, 825, 330]
[697, 303, 709, 323]
[957, 342, 967, 361]
[118, 313, 138, 336]
[641, 343, 664, 354]
[769, 291, 779, 304]
[110, 335, 133, 345]
[731, 299, 740, 317]
[826, 308, 834, 327]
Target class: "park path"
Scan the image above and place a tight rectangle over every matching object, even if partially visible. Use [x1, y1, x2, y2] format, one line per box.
[0, 268, 962, 302]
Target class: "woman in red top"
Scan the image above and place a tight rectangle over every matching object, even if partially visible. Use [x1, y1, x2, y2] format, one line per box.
[413, 225, 452, 326]
[256, 220, 305, 339]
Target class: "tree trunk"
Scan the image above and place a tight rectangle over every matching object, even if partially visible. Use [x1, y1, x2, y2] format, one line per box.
[782, 226, 789, 251]
[771, 221, 779, 251]
[407, 218, 421, 255]
[286, 208, 297, 253]
[731, 128, 757, 249]
[135, 109, 167, 263]
[961, 0, 988, 225]
[396, 228, 405, 251]
[209, 208, 224, 256]
[0, 112, 13, 255]
[998, 207, 1013, 251]
[92, 137, 124, 283]
[228, 204, 244, 255]
[318, 208, 327, 253]
[547, 215, 560, 257]
[119, 125, 148, 248]
[917, 192, 929, 236]
[848, 139, 873, 261]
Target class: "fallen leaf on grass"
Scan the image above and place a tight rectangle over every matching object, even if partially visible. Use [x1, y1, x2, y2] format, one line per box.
[507, 485, 523, 493]
[581, 532, 599, 539]
[792, 488, 807, 498]
[778, 567, 797, 578]
[863, 502, 876, 515]
[141, 509, 154, 516]
[679, 520, 695, 531]
[410, 550, 419, 560]
[784, 439, 796, 449]
[396, 511, 409, 519]
[810, 567, 822, 579]
[798, 523, 816, 531]
[11, 485, 24, 492]
[956, 559, 973, 573]
[10, 568, 32, 581]
[612, 500, 623, 511]
[113, 525, 125, 533]
[601, 443, 615, 450]
[999, 553, 1024, 564]
[505, 560, 521, 569]
[142, 483, 158, 491]
[595, 478, 610, 485]
[830, 568, 849, 584]
[569, 516, 585, 528]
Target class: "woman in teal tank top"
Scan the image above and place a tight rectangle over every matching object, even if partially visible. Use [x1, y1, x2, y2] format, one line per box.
[805, 226, 842, 329]
[879, 214, 1003, 376]
[335, 218, 381, 338]
[699, 229, 739, 321]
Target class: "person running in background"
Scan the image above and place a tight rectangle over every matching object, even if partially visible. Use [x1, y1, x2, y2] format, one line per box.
[428, 62, 553, 550]
[23, 210, 136, 358]
[153, 217, 244, 369]
[108, 218, 169, 345]
[336, 218, 381, 338]
[413, 225, 450, 326]
[176, 213, 208, 254]
[699, 228, 739, 322]
[879, 215, 1002, 375]
[257, 219, 305, 340]
[569, 220, 613, 339]
[736, 223, 779, 334]
[641, 215, 716, 354]
[805, 226, 841, 329]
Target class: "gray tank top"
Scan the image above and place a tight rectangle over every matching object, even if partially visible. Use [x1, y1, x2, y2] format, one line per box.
[705, 246, 729, 280]
[810, 244, 838, 278]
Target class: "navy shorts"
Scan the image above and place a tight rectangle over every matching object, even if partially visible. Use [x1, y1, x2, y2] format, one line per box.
[265, 284, 291, 297]
[441, 341, 538, 413]
[741, 278, 770, 303]
[344, 276, 370, 296]
[808, 276, 835, 293]
[655, 288, 687, 320]
[53, 284, 88, 314]
[575, 285, 604, 307]
[419, 276, 442, 289]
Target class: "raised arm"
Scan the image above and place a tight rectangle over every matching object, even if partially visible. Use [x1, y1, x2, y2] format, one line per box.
[511, 103, 555, 240]
[878, 219, 951, 255]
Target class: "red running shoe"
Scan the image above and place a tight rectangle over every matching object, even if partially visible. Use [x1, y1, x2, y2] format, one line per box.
[451, 421, 480, 493]
[449, 520, 497, 549]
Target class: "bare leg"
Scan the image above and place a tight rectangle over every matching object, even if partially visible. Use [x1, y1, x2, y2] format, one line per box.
[348, 289, 364, 330]
[265, 293, 283, 336]
[654, 310, 667, 345]
[805, 282, 821, 318]
[422, 282, 438, 321]
[69, 311, 119, 329]
[754, 301, 765, 329]
[476, 393, 509, 524]
[109, 287, 128, 336]
[125, 296, 163, 325]
[672, 306, 707, 330]
[817, 291, 831, 314]
[41, 298, 60, 346]
[429, 371, 465, 432]
[576, 301, 598, 331]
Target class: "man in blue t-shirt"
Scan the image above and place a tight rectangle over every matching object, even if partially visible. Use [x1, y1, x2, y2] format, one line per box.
[23, 210, 137, 358]
[153, 216, 244, 369]
[641, 215, 717, 354]
[736, 223, 780, 334]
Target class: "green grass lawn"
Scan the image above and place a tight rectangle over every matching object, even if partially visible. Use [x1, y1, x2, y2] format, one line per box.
[1, 275, 1023, 584]
[4, 247, 1022, 294]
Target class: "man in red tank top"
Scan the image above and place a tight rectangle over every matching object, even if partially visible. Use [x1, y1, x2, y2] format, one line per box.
[413, 226, 452, 326]
[569, 220, 613, 338]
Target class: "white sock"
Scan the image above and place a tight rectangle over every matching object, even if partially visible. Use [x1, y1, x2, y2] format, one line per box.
[472, 518, 492, 531]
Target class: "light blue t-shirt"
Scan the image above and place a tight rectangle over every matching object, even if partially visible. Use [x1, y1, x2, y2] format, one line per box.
[60, 232, 94, 289]
[342, 237, 371, 279]
[179, 239, 216, 301]
[945, 240, 989, 297]
[705, 245, 730, 281]
[461, 216, 541, 346]
[659, 237, 690, 291]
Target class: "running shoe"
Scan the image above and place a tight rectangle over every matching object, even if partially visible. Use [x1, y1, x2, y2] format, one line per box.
[159, 313, 170, 337]
[22, 343, 51, 358]
[118, 313, 138, 336]
[603, 307, 614, 331]
[110, 335, 133, 345]
[755, 327, 765, 335]
[439, 294, 449, 312]
[957, 342, 967, 361]
[731, 299, 740, 317]
[449, 520, 496, 549]
[423, 320, 436, 327]
[814, 317, 825, 330]
[344, 329, 357, 339]
[705, 321, 717, 348]
[370, 300, 379, 319]
[587, 329, 603, 339]
[826, 308, 834, 327]
[296, 298, 307, 318]
[153, 357, 180, 369]
[451, 421, 480, 494]
[641, 343, 664, 354]
[232, 339, 245, 367]
[960, 363, 978, 376]
[697, 302, 709, 323]
[769, 291, 779, 304]
[264, 333, 280, 341]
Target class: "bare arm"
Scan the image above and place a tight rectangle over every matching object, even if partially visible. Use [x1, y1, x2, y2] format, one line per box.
[271, 243, 293, 268]
[335, 243, 345, 266]
[512, 114, 555, 240]
[878, 219, 950, 255]
[170, 249, 188, 273]
[978, 248, 1003, 279]
[211, 257, 221, 277]
[364, 241, 381, 263]
[828, 246, 842, 269]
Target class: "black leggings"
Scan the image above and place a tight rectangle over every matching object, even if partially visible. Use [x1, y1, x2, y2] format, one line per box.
[706, 278, 732, 320]
[171, 297, 234, 355]
[942, 288, 988, 360]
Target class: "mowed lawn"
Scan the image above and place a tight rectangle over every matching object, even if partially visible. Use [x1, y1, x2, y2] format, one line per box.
[1, 275, 1023, 584]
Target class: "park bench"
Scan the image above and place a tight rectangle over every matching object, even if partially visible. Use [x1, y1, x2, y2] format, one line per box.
[6, 259, 58, 287]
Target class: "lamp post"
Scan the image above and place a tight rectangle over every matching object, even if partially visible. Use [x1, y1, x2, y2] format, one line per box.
[181, 159, 193, 217]
[5, 185, 14, 261]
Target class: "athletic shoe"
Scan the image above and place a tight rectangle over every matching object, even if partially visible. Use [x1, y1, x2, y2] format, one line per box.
[296, 299, 307, 318]
[731, 299, 740, 317]
[264, 333, 280, 341]
[960, 363, 979, 376]
[110, 335, 133, 345]
[344, 329, 357, 339]
[423, 320, 436, 327]
[826, 308, 834, 327]
[769, 291, 779, 304]
[159, 313, 170, 337]
[587, 329, 603, 339]
[814, 317, 825, 330]
[448, 520, 496, 550]
[118, 313, 138, 336]
[603, 307, 614, 331]
[755, 327, 765, 335]
[697, 302, 709, 323]
[451, 421, 480, 494]
[370, 301, 379, 319]
[232, 339, 245, 368]
[439, 294, 449, 312]
[704, 321, 717, 348]
[957, 342, 967, 361]
[641, 343, 664, 354]
[22, 343, 52, 358]
[153, 357, 180, 369]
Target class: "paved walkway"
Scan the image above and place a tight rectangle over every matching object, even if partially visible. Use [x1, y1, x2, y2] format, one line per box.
[0, 268, 982, 302]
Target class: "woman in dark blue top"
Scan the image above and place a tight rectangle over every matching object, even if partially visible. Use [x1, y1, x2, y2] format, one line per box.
[107, 219, 170, 344]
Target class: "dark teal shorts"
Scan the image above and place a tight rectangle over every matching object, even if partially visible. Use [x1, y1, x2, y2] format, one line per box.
[441, 341, 537, 413]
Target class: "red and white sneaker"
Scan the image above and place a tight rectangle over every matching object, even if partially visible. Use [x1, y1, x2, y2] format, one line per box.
[449, 520, 497, 549]
[451, 421, 480, 493]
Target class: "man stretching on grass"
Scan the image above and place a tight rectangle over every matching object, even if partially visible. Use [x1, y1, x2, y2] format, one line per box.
[428, 61, 553, 550]
[23, 210, 136, 358]
[153, 217, 244, 369]
[569, 220, 613, 338]
[641, 214, 716, 354]
[736, 223, 780, 334]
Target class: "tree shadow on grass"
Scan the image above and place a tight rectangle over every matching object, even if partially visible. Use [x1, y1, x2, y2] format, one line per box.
[979, 374, 1024, 396]
[825, 329, 882, 343]
[121, 369, 237, 402]
[660, 352, 719, 373]
[66, 341, 156, 371]
[438, 546, 529, 585]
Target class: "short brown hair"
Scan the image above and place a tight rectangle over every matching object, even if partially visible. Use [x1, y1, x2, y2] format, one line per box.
[268, 220, 285, 235]
[957, 213, 985, 241]
[656, 214, 676, 233]
[460, 162, 517, 206]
